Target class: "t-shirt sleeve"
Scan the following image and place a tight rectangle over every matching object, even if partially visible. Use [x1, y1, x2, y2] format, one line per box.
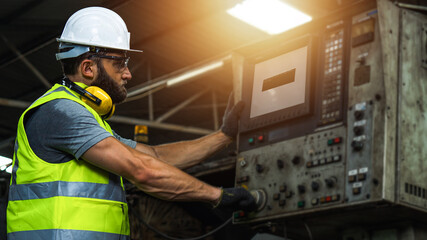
[112, 130, 137, 149]
[25, 99, 113, 163]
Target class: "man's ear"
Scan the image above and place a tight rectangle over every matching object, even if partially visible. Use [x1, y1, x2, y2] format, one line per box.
[80, 59, 97, 80]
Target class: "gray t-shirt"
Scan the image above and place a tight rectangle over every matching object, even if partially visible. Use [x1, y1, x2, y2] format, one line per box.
[24, 99, 136, 163]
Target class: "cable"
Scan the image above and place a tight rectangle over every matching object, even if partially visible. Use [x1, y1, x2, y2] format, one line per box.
[129, 205, 232, 240]
[283, 222, 287, 240]
[303, 222, 313, 240]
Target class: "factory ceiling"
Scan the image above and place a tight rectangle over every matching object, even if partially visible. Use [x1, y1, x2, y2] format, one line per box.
[0, 0, 418, 159]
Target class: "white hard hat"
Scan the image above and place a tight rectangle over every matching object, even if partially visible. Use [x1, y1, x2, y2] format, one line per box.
[56, 6, 141, 60]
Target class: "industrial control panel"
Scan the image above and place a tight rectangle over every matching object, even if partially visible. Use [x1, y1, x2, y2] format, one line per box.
[232, 0, 427, 228]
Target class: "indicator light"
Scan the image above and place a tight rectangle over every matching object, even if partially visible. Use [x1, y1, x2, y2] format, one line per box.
[311, 198, 319, 205]
[234, 211, 246, 218]
[258, 135, 264, 142]
[353, 187, 361, 195]
[327, 137, 342, 146]
[332, 194, 340, 202]
[248, 138, 254, 144]
[358, 173, 367, 181]
[326, 196, 332, 202]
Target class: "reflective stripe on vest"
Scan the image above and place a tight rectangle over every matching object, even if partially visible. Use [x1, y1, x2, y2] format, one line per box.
[7, 83, 129, 238]
[8, 229, 130, 240]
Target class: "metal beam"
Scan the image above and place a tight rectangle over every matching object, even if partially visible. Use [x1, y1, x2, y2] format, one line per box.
[126, 54, 231, 99]
[125, 85, 165, 103]
[395, 2, 427, 11]
[0, 0, 45, 25]
[212, 90, 219, 130]
[0, 96, 213, 135]
[1, 35, 51, 88]
[0, 98, 31, 108]
[0, 38, 56, 69]
[0, 137, 15, 150]
[147, 62, 154, 121]
[109, 115, 213, 135]
[155, 89, 208, 123]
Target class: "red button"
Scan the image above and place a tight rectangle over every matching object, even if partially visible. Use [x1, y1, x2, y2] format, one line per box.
[326, 196, 332, 202]
[334, 137, 342, 144]
[239, 211, 245, 217]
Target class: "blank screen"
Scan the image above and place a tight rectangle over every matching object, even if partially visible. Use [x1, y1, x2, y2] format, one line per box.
[250, 46, 308, 118]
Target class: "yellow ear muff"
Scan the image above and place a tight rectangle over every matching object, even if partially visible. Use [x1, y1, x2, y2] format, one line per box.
[103, 104, 115, 120]
[81, 86, 114, 118]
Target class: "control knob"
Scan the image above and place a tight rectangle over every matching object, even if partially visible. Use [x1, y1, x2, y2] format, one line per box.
[297, 185, 306, 194]
[351, 140, 364, 151]
[325, 176, 337, 188]
[256, 164, 264, 173]
[277, 159, 284, 169]
[353, 126, 364, 136]
[311, 181, 320, 191]
[354, 110, 364, 120]
[292, 156, 301, 165]
[249, 189, 267, 211]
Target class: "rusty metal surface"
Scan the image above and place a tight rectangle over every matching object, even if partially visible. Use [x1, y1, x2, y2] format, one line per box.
[398, 8, 427, 210]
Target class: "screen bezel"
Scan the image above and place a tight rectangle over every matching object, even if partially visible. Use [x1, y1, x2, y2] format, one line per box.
[239, 35, 315, 133]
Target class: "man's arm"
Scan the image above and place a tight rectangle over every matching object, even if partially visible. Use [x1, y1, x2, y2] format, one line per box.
[82, 136, 257, 212]
[82, 136, 222, 204]
[134, 131, 231, 169]
[134, 94, 244, 169]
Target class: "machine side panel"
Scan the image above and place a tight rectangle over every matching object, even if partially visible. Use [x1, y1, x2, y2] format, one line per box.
[377, 0, 400, 204]
[398, 9, 427, 209]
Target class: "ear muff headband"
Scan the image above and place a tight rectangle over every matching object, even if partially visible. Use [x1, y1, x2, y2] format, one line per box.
[61, 77, 115, 119]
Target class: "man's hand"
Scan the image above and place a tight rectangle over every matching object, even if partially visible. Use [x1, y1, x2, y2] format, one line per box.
[214, 187, 257, 212]
[220, 93, 245, 139]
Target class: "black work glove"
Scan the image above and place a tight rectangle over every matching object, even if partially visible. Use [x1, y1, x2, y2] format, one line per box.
[215, 187, 257, 212]
[220, 93, 245, 139]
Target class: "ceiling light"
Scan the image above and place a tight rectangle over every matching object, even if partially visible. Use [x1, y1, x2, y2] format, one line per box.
[0, 155, 12, 174]
[227, 0, 312, 35]
[166, 61, 224, 87]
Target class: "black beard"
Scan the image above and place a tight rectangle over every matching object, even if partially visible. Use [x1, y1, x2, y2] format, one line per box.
[91, 63, 127, 104]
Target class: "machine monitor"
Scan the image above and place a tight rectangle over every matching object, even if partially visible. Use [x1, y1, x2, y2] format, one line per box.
[239, 36, 314, 133]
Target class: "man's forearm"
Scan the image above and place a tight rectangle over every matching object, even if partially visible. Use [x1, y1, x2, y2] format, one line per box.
[150, 130, 232, 169]
[130, 150, 222, 204]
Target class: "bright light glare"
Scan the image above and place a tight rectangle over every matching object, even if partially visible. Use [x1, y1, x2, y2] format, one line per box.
[227, 0, 312, 35]
[166, 61, 224, 86]
[0, 155, 12, 174]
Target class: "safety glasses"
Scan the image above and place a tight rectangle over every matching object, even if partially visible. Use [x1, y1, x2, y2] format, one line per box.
[92, 55, 130, 72]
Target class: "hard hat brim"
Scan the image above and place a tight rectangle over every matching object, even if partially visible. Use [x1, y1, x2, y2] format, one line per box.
[57, 38, 143, 53]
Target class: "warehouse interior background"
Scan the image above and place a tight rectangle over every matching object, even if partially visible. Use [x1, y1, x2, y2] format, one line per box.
[0, 0, 367, 160]
[1, 0, 427, 240]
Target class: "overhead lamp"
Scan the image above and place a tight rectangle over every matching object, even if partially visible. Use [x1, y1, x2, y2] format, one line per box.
[227, 0, 312, 35]
[166, 61, 224, 87]
[0, 155, 12, 174]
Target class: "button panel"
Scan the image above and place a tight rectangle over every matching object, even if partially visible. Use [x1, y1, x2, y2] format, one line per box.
[235, 126, 346, 221]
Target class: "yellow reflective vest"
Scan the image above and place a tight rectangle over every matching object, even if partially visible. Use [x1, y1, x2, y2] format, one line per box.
[7, 83, 130, 240]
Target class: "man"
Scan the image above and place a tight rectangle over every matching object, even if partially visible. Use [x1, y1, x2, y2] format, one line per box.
[6, 6, 256, 240]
